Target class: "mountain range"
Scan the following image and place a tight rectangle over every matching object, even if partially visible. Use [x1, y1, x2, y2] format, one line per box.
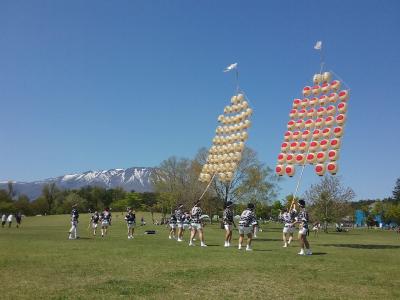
[0, 167, 154, 200]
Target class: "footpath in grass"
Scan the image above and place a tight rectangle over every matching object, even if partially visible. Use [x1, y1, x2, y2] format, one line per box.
[0, 213, 400, 299]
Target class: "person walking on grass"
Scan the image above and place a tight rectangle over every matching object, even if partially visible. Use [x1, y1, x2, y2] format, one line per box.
[1, 213, 6, 228]
[125, 208, 136, 239]
[281, 208, 295, 248]
[7, 213, 13, 228]
[90, 211, 100, 236]
[179, 211, 191, 241]
[175, 204, 184, 242]
[293, 199, 312, 256]
[238, 203, 257, 251]
[189, 201, 207, 247]
[15, 212, 22, 228]
[100, 207, 112, 237]
[223, 201, 234, 247]
[169, 212, 177, 240]
[68, 204, 79, 239]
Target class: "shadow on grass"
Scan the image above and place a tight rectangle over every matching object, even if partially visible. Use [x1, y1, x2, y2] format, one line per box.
[322, 244, 400, 249]
[310, 252, 327, 255]
[253, 249, 272, 252]
[253, 238, 282, 242]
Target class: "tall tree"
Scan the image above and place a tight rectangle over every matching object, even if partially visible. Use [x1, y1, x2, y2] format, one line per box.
[42, 183, 58, 214]
[304, 176, 355, 232]
[392, 178, 400, 203]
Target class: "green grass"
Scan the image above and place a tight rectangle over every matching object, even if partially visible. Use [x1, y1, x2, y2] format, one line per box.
[1, 213, 400, 299]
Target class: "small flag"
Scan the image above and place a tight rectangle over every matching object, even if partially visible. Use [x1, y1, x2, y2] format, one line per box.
[314, 41, 322, 50]
[223, 63, 238, 72]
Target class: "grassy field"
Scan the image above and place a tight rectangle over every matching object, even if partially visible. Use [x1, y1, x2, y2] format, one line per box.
[0, 213, 399, 299]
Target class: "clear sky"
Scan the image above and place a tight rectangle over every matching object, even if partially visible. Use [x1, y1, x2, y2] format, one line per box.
[1, 0, 399, 200]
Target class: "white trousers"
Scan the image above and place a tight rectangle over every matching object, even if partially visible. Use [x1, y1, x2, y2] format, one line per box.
[69, 221, 78, 239]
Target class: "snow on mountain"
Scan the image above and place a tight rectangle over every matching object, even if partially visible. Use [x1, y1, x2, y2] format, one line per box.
[0, 167, 154, 200]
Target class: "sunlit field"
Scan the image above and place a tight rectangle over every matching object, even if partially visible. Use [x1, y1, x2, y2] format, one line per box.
[1, 213, 399, 299]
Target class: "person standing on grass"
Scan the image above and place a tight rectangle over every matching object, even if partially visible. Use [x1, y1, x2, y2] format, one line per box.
[90, 211, 100, 236]
[169, 212, 177, 240]
[7, 213, 13, 228]
[223, 201, 234, 247]
[125, 208, 136, 239]
[238, 203, 257, 251]
[293, 199, 312, 255]
[68, 204, 79, 239]
[281, 208, 295, 248]
[189, 201, 207, 247]
[1, 213, 6, 228]
[100, 207, 112, 237]
[15, 212, 22, 228]
[175, 204, 184, 242]
[180, 211, 191, 241]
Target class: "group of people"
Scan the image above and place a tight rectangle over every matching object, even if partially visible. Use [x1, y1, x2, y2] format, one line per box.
[279, 199, 312, 255]
[1, 212, 22, 228]
[67, 199, 312, 255]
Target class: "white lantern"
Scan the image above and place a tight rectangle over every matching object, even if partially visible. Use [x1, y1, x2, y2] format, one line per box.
[328, 150, 339, 161]
[237, 93, 244, 102]
[309, 141, 319, 152]
[325, 116, 335, 127]
[278, 153, 286, 164]
[276, 164, 285, 176]
[241, 131, 248, 141]
[315, 164, 326, 176]
[338, 102, 347, 113]
[295, 153, 305, 165]
[322, 72, 332, 83]
[292, 131, 301, 141]
[281, 142, 290, 152]
[219, 173, 226, 181]
[338, 90, 349, 102]
[330, 138, 341, 149]
[218, 115, 224, 123]
[317, 107, 326, 117]
[312, 85, 321, 95]
[330, 80, 341, 91]
[242, 101, 249, 109]
[336, 114, 346, 126]
[293, 98, 301, 109]
[244, 120, 251, 128]
[305, 119, 314, 128]
[319, 95, 328, 106]
[327, 162, 339, 175]
[302, 86, 312, 96]
[231, 95, 238, 104]
[302, 130, 311, 140]
[246, 108, 253, 116]
[333, 126, 344, 138]
[320, 139, 329, 151]
[322, 128, 331, 138]
[285, 165, 296, 177]
[307, 152, 317, 164]
[290, 142, 299, 152]
[299, 141, 308, 152]
[315, 117, 325, 128]
[307, 108, 317, 118]
[309, 97, 318, 106]
[326, 105, 336, 116]
[312, 129, 322, 140]
[321, 82, 330, 93]
[329, 93, 338, 103]
[313, 74, 322, 84]
[286, 154, 295, 164]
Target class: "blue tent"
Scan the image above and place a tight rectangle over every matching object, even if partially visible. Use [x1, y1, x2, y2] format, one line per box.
[355, 210, 365, 227]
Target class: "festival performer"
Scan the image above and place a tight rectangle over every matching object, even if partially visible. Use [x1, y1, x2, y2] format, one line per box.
[15, 212, 22, 228]
[238, 203, 257, 251]
[100, 207, 112, 237]
[223, 201, 234, 247]
[175, 204, 184, 242]
[281, 208, 295, 247]
[293, 199, 312, 255]
[124, 208, 136, 239]
[189, 201, 207, 247]
[90, 211, 100, 236]
[68, 204, 79, 240]
[1, 213, 6, 227]
[7, 213, 13, 228]
[169, 212, 177, 240]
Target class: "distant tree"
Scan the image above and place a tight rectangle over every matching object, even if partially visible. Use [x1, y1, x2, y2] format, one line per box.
[63, 193, 88, 213]
[30, 197, 48, 215]
[42, 183, 59, 214]
[393, 178, 400, 203]
[304, 176, 355, 232]
[385, 204, 400, 224]
[14, 195, 32, 215]
[7, 181, 15, 200]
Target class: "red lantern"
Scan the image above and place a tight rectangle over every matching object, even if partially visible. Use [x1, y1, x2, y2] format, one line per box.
[295, 153, 305, 164]
[316, 151, 326, 163]
[305, 119, 314, 129]
[302, 130, 311, 140]
[307, 152, 317, 164]
[325, 116, 335, 127]
[284, 131, 292, 141]
[322, 128, 331, 138]
[309, 140, 319, 151]
[281, 142, 290, 152]
[286, 153, 295, 164]
[321, 82, 330, 93]
[307, 108, 316, 118]
[289, 109, 298, 119]
[287, 120, 296, 130]
[295, 119, 305, 129]
[298, 109, 307, 118]
[293, 98, 302, 108]
[319, 95, 328, 106]
[320, 139, 329, 151]
[312, 85, 321, 95]
[312, 129, 322, 140]
[331, 80, 341, 91]
[309, 97, 318, 106]
[326, 105, 336, 116]
[299, 141, 308, 152]
[292, 131, 301, 140]
[315, 163, 326, 176]
[315, 117, 325, 128]
[290, 142, 299, 152]
[317, 107, 326, 117]
[327, 162, 339, 175]
[329, 93, 338, 103]
[301, 98, 309, 108]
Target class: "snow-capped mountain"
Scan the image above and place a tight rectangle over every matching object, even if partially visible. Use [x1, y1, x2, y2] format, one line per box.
[0, 167, 154, 200]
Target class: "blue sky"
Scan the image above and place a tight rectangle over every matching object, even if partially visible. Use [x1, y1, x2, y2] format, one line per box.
[0, 1, 399, 200]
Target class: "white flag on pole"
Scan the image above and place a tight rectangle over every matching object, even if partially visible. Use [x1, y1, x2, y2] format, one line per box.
[223, 63, 238, 72]
[314, 41, 322, 50]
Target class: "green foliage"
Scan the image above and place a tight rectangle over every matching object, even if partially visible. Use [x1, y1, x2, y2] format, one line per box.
[393, 177, 400, 202]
